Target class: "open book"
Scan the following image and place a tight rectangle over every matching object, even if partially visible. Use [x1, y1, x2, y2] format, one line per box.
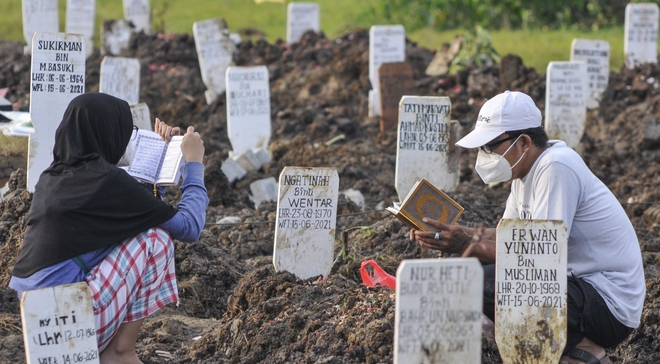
[386, 179, 464, 231]
[118, 129, 185, 185]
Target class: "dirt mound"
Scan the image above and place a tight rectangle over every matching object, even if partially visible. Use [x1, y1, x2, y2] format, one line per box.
[0, 28, 659, 363]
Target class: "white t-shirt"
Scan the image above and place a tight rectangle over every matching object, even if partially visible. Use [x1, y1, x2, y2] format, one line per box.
[503, 140, 645, 328]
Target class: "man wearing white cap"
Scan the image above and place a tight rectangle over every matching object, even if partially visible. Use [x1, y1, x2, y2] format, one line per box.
[411, 91, 644, 364]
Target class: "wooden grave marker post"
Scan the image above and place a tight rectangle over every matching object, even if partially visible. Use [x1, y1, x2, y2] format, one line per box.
[495, 219, 568, 364]
[21, 282, 99, 364]
[395, 96, 457, 202]
[22, 0, 59, 54]
[378, 62, 413, 131]
[226, 66, 271, 157]
[545, 61, 587, 149]
[193, 18, 234, 105]
[123, 0, 151, 34]
[394, 258, 483, 363]
[286, 2, 320, 44]
[66, 0, 96, 58]
[369, 25, 405, 117]
[570, 39, 610, 109]
[130, 103, 152, 131]
[273, 167, 339, 280]
[624, 3, 659, 69]
[100, 56, 141, 106]
[28, 31, 86, 192]
[101, 20, 134, 56]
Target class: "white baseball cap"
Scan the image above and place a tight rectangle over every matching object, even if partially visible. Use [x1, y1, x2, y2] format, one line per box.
[456, 91, 542, 148]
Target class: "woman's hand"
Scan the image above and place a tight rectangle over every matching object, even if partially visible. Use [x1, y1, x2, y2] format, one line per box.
[410, 218, 471, 254]
[181, 126, 205, 163]
[154, 118, 180, 141]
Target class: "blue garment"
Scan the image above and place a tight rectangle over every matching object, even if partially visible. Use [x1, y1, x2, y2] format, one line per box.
[9, 162, 208, 298]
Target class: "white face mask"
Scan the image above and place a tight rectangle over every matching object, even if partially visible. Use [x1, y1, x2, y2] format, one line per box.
[475, 135, 525, 184]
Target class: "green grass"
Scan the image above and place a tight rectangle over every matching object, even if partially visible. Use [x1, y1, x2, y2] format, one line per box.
[0, 133, 28, 157]
[0, 0, 369, 46]
[0, 0, 654, 73]
[409, 26, 630, 73]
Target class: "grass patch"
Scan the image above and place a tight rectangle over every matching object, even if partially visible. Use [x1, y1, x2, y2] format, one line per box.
[0, 1, 653, 73]
[408, 26, 629, 73]
[0, 134, 28, 157]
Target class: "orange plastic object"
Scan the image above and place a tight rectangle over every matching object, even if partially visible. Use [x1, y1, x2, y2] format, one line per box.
[360, 260, 396, 289]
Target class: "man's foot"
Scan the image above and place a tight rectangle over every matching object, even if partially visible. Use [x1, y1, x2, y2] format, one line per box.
[559, 337, 611, 364]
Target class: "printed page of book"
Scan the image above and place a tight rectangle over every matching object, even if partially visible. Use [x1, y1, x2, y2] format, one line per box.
[155, 135, 184, 185]
[126, 130, 167, 183]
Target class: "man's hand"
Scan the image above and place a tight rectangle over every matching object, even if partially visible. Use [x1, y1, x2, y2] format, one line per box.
[410, 218, 472, 254]
[181, 126, 205, 163]
[154, 118, 181, 141]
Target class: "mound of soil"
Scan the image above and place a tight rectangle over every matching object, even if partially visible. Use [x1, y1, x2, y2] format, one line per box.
[1, 29, 659, 363]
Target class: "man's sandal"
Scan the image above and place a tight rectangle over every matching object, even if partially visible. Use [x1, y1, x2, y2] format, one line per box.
[559, 348, 613, 364]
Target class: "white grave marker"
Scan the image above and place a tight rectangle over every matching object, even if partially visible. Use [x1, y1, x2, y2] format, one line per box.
[123, 0, 151, 34]
[395, 96, 455, 201]
[395, 258, 483, 364]
[570, 39, 610, 109]
[66, 0, 96, 58]
[100, 56, 141, 106]
[22, 0, 59, 54]
[130, 103, 151, 131]
[193, 18, 234, 105]
[21, 282, 99, 364]
[226, 66, 271, 156]
[286, 2, 320, 44]
[369, 25, 406, 116]
[101, 20, 134, 56]
[624, 3, 659, 69]
[273, 167, 339, 280]
[28, 32, 85, 192]
[545, 61, 588, 149]
[368, 89, 380, 118]
[250, 177, 278, 208]
[230, 33, 241, 45]
[495, 219, 568, 364]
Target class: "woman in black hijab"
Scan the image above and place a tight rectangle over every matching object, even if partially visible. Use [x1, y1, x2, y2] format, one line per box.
[10, 93, 208, 363]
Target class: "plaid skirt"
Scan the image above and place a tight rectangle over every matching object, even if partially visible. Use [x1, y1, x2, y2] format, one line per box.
[85, 227, 178, 351]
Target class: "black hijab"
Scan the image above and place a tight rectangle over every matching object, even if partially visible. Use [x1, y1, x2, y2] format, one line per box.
[13, 93, 177, 277]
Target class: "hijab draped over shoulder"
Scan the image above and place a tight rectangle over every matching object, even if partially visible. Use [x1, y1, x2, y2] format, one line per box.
[13, 93, 177, 277]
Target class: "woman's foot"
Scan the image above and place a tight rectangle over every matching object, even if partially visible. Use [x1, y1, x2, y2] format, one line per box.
[99, 349, 143, 364]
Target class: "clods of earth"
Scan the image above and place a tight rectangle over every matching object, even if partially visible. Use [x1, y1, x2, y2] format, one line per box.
[1, 29, 660, 363]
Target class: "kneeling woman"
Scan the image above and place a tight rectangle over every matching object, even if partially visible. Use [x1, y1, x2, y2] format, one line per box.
[9, 93, 208, 364]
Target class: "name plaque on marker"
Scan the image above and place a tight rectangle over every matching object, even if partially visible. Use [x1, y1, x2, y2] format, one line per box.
[624, 3, 659, 69]
[286, 2, 320, 44]
[226, 66, 271, 156]
[193, 18, 233, 104]
[102, 20, 133, 56]
[21, 282, 99, 364]
[100, 56, 141, 105]
[570, 39, 610, 109]
[495, 219, 567, 364]
[395, 96, 454, 201]
[123, 0, 151, 34]
[130, 103, 151, 131]
[22, 0, 59, 53]
[545, 61, 587, 149]
[28, 32, 85, 192]
[273, 167, 339, 280]
[66, 0, 96, 57]
[395, 258, 483, 364]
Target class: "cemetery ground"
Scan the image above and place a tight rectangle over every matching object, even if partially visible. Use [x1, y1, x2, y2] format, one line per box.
[1, 29, 660, 363]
